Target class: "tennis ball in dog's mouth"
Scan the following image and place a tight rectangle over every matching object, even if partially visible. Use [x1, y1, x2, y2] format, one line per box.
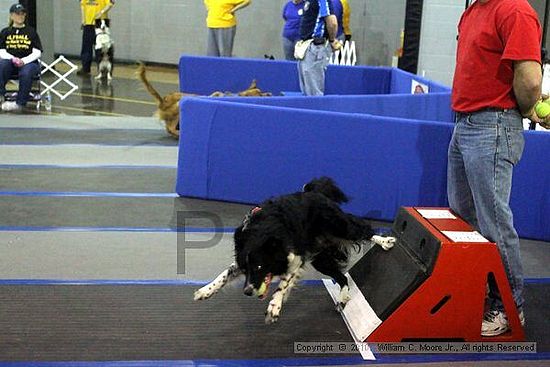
[535, 101, 550, 118]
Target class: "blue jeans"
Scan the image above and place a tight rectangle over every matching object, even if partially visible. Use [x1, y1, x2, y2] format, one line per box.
[282, 37, 297, 61]
[297, 43, 331, 96]
[0, 59, 40, 106]
[447, 109, 525, 311]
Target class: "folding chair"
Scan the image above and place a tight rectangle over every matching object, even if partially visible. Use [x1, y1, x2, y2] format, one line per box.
[4, 60, 51, 111]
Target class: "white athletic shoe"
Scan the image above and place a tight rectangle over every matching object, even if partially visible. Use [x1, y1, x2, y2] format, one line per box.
[1, 101, 22, 112]
[481, 309, 525, 337]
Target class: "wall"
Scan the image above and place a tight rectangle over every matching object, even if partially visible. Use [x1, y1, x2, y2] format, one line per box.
[36, 0, 54, 63]
[0, 0, 13, 27]
[530, 0, 550, 52]
[416, 0, 463, 86]
[43, 0, 550, 86]
[49, 0, 407, 67]
[352, 0, 407, 66]
[418, 0, 550, 87]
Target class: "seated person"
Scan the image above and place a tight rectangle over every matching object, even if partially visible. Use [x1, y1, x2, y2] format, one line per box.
[0, 3, 43, 112]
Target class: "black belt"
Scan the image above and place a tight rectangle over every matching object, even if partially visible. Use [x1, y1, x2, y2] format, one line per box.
[312, 37, 326, 45]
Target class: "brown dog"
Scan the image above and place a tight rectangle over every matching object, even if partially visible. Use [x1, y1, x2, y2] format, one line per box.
[137, 62, 187, 138]
[137, 63, 272, 138]
[210, 80, 272, 97]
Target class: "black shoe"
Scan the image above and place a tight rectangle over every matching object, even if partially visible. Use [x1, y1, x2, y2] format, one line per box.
[76, 69, 91, 76]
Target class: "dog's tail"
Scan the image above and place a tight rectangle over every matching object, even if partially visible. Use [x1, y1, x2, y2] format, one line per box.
[303, 177, 349, 204]
[136, 62, 163, 106]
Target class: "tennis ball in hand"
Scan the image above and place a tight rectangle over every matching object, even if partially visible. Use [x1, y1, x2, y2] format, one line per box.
[535, 101, 550, 118]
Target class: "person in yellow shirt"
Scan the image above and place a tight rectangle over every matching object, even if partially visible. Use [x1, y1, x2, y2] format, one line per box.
[204, 0, 251, 57]
[78, 0, 115, 76]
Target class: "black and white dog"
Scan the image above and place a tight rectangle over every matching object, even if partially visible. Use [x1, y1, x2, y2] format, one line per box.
[94, 20, 113, 82]
[194, 177, 395, 323]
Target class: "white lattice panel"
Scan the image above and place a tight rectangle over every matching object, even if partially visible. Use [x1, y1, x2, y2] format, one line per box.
[40, 55, 79, 101]
[329, 41, 357, 66]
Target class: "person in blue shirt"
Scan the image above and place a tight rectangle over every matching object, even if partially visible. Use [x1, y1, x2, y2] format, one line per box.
[331, 0, 352, 42]
[297, 0, 340, 95]
[281, 0, 304, 61]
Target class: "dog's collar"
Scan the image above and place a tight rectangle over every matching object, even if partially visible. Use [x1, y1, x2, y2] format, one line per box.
[242, 206, 262, 230]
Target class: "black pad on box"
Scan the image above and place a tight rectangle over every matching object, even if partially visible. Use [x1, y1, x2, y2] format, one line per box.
[349, 207, 441, 320]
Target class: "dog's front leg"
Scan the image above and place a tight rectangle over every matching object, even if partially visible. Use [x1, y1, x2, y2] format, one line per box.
[194, 263, 241, 301]
[371, 235, 396, 251]
[265, 253, 303, 324]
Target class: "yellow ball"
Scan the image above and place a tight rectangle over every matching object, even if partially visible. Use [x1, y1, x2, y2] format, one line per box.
[535, 101, 550, 118]
[258, 282, 267, 296]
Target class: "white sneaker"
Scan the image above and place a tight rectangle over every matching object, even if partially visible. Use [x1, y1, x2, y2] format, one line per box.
[1, 101, 22, 112]
[481, 309, 525, 337]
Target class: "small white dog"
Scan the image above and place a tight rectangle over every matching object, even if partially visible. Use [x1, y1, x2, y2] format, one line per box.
[94, 20, 113, 81]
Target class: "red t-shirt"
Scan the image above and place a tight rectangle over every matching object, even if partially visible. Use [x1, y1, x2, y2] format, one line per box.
[451, 0, 542, 113]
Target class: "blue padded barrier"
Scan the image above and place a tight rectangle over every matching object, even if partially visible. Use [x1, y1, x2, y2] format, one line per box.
[176, 56, 547, 241]
[510, 131, 550, 240]
[178, 55, 449, 96]
[179, 56, 301, 96]
[390, 68, 451, 94]
[176, 98, 550, 241]
[176, 98, 452, 223]
[216, 93, 454, 123]
[325, 65, 392, 95]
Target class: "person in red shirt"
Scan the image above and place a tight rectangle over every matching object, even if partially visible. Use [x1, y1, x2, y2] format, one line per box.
[448, 0, 548, 337]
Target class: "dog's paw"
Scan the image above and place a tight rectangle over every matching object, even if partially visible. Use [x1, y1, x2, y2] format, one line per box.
[372, 235, 396, 251]
[193, 285, 216, 301]
[334, 285, 351, 312]
[338, 285, 352, 305]
[265, 291, 284, 324]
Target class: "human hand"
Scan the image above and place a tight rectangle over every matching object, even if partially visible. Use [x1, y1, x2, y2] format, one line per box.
[538, 95, 550, 129]
[11, 57, 24, 67]
[526, 95, 550, 129]
[330, 39, 343, 51]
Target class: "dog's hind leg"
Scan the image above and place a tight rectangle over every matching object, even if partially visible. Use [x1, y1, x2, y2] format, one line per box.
[317, 203, 397, 249]
[194, 263, 241, 301]
[315, 202, 375, 241]
[265, 253, 303, 324]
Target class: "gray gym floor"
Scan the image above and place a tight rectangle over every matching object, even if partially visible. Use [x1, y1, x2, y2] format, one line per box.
[0, 65, 548, 367]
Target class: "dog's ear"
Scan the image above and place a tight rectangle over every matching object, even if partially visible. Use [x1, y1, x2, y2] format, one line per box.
[234, 225, 246, 252]
[303, 177, 349, 203]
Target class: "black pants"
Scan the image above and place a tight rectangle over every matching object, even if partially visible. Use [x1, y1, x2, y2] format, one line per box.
[80, 25, 96, 72]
